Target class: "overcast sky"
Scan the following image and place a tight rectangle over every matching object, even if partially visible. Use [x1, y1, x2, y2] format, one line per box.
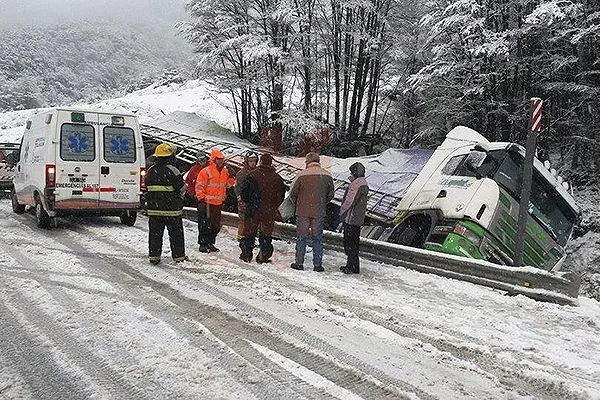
[0, 0, 188, 28]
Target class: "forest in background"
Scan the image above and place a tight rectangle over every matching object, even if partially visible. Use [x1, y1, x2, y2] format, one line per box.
[0, 21, 191, 112]
[180, 0, 599, 187]
[1, 1, 597, 186]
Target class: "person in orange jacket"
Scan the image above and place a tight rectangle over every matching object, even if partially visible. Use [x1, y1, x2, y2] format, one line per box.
[195, 149, 235, 252]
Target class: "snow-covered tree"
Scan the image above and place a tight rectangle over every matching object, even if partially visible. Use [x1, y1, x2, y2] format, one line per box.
[404, 0, 600, 179]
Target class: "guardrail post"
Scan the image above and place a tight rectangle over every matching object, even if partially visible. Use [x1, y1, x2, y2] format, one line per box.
[514, 98, 542, 267]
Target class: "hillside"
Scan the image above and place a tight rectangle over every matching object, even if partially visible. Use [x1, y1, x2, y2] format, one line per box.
[0, 21, 191, 111]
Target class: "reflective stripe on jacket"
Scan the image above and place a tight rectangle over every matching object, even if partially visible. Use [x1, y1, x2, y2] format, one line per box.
[146, 209, 183, 217]
[145, 161, 184, 214]
[195, 164, 234, 205]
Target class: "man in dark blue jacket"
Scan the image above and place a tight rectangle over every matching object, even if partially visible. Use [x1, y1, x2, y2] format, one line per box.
[145, 143, 188, 265]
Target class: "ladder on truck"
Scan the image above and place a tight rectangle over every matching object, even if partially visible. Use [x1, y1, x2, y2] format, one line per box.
[140, 124, 402, 226]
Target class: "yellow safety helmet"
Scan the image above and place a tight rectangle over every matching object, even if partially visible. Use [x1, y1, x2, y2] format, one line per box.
[154, 143, 174, 158]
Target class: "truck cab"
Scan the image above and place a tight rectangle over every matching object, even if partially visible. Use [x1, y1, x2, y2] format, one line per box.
[389, 126, 579, 271]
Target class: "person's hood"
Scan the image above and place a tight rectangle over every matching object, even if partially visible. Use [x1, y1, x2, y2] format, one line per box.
[349, 162, 365, 178]
[209, 149, 225, 163]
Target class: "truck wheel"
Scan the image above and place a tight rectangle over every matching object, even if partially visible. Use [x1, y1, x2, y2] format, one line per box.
[11, 189, 25, 214]
[120, 211, 137, 226]
[35, 201, 51, 229]
[389, 215, 432, 248]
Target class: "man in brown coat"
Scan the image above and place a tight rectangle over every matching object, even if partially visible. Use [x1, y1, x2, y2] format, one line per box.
[234, 151, 258, 244]
[240, 153, 286, 262]
[289, 152, 334, 272]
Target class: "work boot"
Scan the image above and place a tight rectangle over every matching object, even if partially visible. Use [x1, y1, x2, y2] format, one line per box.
[255, 251, 265, 264]
[198, 244, 210, 253]
[174, 255, 190, 263]
[208, 244, 220, 252]
[340, 267, 352, 274]
[239, 249, 253, 262]
[313, 265, 324, 272]
[290, 263, 304, 270]
[257, 252, 273, 264]
[149, 257, 161, 265]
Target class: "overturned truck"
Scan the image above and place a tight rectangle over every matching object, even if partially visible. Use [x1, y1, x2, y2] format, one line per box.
[329, 126, 579, 273]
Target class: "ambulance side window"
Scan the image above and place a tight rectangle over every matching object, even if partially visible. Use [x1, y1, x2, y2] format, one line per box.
[61, 124, 95, 162]
[103, 127, 136, 163]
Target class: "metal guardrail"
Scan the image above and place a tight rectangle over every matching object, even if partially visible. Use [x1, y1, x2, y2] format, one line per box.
[182, 208, 580, 306]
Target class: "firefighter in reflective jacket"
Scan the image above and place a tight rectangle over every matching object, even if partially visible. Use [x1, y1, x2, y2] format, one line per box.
[145, 143, 188, 264]
[195, 148, 235, 252]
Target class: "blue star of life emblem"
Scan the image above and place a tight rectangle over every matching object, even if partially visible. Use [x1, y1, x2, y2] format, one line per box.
[68, 132, 89, 153]
[110, 136, 129, 155]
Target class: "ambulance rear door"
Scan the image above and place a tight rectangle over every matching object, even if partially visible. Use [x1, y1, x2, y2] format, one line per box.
[97, 113, 141, 210]
[54, 111, 100, 209]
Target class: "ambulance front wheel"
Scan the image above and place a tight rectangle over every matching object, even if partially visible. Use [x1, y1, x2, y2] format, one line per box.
[120, 211, 137, 226]
[35, 201, 52, 229]
[11, 189, 25, 214]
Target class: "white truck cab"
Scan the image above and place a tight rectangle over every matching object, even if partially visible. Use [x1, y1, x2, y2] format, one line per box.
[12, 108, 146, 228]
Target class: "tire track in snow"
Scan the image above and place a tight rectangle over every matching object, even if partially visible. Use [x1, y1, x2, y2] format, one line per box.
[0, 239, 151, 400]
[212, 250, 592, 400]
[9, 215, 339, 400]
[77, 214, 591, 400]
[3, 205, 592, 399]
[0, 297, 91, 400]
[67, 220, 438, 399]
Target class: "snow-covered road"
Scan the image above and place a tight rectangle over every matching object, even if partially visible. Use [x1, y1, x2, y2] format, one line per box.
[0, 199, 599, 399]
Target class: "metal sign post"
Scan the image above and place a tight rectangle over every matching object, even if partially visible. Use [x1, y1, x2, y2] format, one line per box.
[514, 98, 543, 267]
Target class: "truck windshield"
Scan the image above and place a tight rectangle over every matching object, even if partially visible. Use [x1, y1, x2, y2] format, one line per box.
[491, 151, 577, 246]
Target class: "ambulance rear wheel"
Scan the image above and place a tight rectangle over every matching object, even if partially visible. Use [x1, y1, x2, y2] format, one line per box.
[120, 211, 137, 226]
[11, 189, 25, 214]
[35, 201, 51, 229]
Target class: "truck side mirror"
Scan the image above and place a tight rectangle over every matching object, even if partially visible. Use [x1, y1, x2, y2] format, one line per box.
[465, 144, 489, 179]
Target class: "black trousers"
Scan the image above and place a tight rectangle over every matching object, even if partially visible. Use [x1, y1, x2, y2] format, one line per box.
[148, 216, 185, 260]
[197, 203, 222, 246]
[343, 223, 361, 272]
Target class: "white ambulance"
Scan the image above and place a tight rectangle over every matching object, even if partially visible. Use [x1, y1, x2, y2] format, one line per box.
[11, 108, 146, 228]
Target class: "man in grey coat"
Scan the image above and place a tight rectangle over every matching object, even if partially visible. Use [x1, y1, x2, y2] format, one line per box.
[289, 152, 334, 272]
[339, 162, 369, 274]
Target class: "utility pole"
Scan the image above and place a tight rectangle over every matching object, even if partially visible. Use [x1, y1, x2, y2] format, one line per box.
[513, 98, 543, 267]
